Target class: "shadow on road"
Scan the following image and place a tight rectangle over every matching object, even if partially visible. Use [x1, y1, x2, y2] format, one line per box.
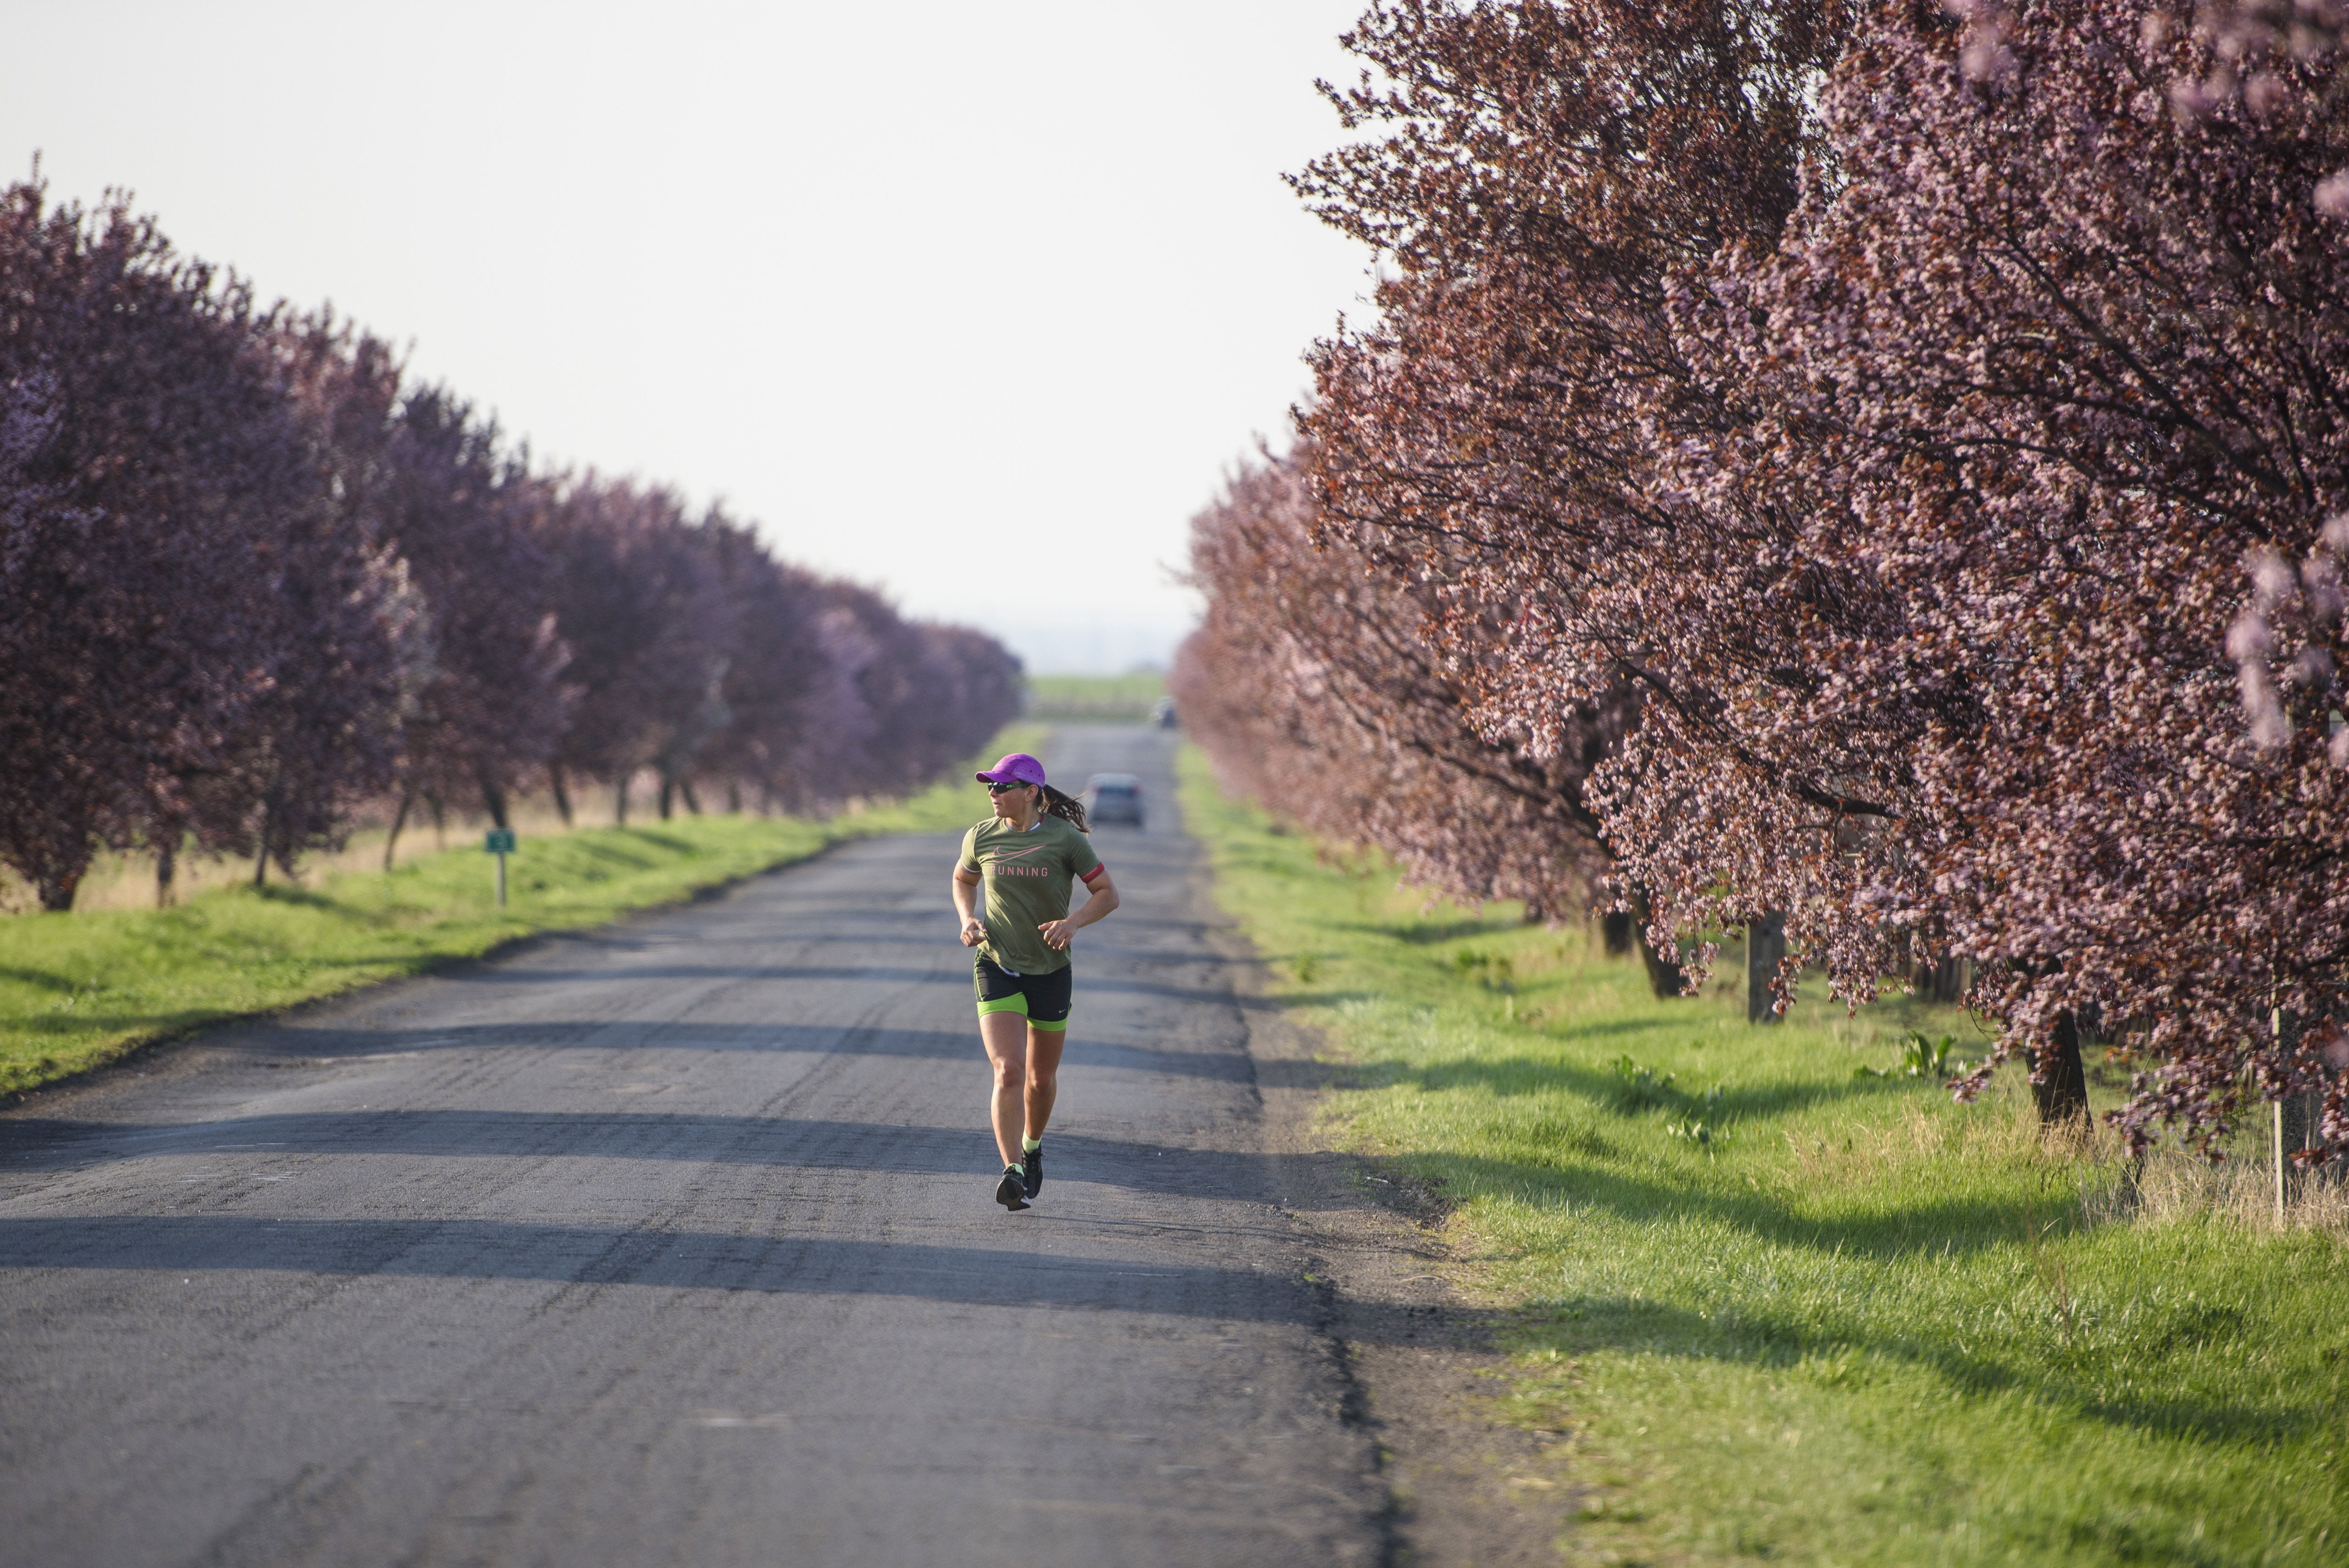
[0, 1113, 1349, 1181]
[0, 1205, 1497, 1352]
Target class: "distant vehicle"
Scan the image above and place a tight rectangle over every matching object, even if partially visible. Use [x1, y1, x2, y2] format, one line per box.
[1150, 696, 1178, 730]
[1083, 773, 1145, 828]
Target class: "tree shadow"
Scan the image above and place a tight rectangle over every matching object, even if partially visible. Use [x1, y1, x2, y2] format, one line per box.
[607, 830, 701, 855]
[3, 1016, 1261, 1089]
[0, 1113, 1245, 1179]
[0, 1214, 1340, 1325]
[544, 839, 676, 871]
[1502, 1285, 2327, 1452]
[7, 1006, 247, 1041]
[1233, 988, 1375, 1014]
[1340, 918, 1512, 946]
[470, 962, 969, 987]
[2, 1122, 2309, 1456]
[1429, 1148, 2049, 1260]
[1394, 1053, 1917, 1121]
[1300, 1138, 2327, 1456]
[0, 966, 79, 995]
[253, 885, 338, 910]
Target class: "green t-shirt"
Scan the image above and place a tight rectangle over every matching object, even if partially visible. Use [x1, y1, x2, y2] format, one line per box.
[958, 814, 1105, 976]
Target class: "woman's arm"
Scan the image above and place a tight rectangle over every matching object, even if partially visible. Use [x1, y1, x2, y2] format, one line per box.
[953, 867, 986, 947]
[1039, 870, 1119, 951]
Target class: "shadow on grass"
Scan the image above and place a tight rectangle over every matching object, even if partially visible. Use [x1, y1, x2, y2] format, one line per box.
[10, 1109, 2268, 1450]
[1334, 1094, 2336, 1445]
[1247, 988, 1377, 1014]
[521, 838, 670, 873]
[1341, 917, 1515, 946]
[1389, 1052, 1921, 1121]
[1521, 1014, 1708, 1043]
[1503, 1283, 2328, 1452]
[5, 1006, 248, 1042]
[609, 829, 701, 855]
[252, 885, 338, 911]
[0, 966, 78, 995]
[1322, 1046, 2072, 1261]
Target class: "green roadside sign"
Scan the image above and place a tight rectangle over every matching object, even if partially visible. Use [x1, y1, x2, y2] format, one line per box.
[485, 828, 515, 908]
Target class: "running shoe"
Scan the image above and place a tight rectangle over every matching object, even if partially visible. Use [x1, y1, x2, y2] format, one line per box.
[1021, 1146, 1044, 1199]
[995, 1164, 1030, 1211]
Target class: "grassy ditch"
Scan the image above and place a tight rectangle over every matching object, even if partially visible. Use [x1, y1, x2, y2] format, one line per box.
[1179, 747, 2347, 1568]
[0, 736, 1035, 1100]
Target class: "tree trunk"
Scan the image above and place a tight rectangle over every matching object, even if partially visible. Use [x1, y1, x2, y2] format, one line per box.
[384, 792, 411, 871]
[1639, 929, 1686, 998]
[2277, 1090, 2313, 1211]
[1631, 888, 1685, 999]
[1601, 911, 1634, 957]
[2030, 1011, 2090, 1127]
[426, 794, 445, 850]
[477, 767, 510, 830]
[658, 777, 675, 821]
[726, 781, 742, 815]
[36, 868, 81, 912]
[1746, 911, 1786, 1024]
[550, 767, 574, 827]
[2273, 1009, 2317, 1211]
[614, 777, 629, 825]
[680, 779, 702, 816]
[156, 842, 176, 909]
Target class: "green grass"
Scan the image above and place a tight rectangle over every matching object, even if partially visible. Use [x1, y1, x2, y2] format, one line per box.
[0, 731, 1038, 1100]
[1179, 746, 2349, 1568]
[1024, 671, 1165, 723]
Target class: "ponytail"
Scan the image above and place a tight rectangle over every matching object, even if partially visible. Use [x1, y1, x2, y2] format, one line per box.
[1041, 783, 1090, 833]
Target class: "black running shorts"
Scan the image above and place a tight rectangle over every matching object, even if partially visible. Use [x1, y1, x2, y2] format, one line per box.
[973, 955, 1074, 1030]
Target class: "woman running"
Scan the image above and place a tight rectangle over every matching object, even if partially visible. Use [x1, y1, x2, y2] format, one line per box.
[952, 752, 1119, 1211]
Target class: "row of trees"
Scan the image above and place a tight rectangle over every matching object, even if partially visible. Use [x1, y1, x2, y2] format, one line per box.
[1177, 0, 2349, 1160]
[0, 181, 1020, 911]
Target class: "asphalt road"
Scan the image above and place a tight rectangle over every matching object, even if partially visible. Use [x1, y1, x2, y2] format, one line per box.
[0, 726, 1389, 1568]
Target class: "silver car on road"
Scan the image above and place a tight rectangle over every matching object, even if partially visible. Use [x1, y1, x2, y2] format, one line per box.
[1082, 773, 1145, 827]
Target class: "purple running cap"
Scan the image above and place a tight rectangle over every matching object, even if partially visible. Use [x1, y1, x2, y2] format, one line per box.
[975, 753, 1047, 787]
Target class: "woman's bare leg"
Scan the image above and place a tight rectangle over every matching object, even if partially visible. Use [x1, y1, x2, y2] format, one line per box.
[980, 1011, 1030, 1166]
[1024, 1025, 1066, 1142]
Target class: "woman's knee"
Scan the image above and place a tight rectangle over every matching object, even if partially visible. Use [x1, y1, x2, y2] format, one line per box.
[1026, 1063, 1057, 1095]
[989, 1055, 1023, 1090]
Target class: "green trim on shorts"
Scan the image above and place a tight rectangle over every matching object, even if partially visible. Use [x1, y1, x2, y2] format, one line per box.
[975, 994, 1071, 1031]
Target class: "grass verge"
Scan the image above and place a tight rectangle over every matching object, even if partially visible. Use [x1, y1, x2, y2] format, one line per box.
[1179, 746, 2347, 1568]
[0, 731, 1039, 1100]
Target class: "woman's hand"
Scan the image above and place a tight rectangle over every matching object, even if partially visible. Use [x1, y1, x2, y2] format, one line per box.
[960, 917, 986, 948]
[1038, 872, 1117, 952]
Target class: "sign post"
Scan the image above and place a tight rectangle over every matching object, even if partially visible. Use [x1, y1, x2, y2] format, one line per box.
[484, 827, 516, 908]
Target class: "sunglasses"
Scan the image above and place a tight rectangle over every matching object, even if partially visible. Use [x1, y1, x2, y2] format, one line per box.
[986, 780, 1035, 795]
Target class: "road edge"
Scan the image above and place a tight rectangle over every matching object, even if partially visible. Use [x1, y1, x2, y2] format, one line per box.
[0, 832, 883, 1117]
[1186, 824, 1581, 1565]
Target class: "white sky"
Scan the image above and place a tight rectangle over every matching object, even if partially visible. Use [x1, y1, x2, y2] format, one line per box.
[2, 1, 1380, 673]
